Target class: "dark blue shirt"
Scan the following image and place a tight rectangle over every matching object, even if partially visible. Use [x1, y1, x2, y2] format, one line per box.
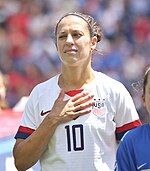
[115, 124, 150, 171]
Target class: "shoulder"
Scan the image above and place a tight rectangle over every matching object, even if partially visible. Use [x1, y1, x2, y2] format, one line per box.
[27, 74, 60, 102]
[32, 74, 59, 94]
[95, 71, 124, 86]
[117, 124, 149, 154]
[95, 71, 127, 93]
[24, 74, 60, 109]
[121, 124, 148, 143]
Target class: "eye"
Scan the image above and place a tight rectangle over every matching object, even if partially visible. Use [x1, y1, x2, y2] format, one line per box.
[72, 33, 82, 38]
[58, 35, 67, 39]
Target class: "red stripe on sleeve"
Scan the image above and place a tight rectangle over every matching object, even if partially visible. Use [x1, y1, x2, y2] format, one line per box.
[116, 119, 141, 133]
[18, 125, 35, 134]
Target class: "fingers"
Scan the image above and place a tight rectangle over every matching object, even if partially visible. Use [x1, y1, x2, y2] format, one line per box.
[71, 91, 93, 102]
[73, 100, 94, 112]
[67, 91, 94, 113]
[57, 90, 93, 104]
[52, 90, 94, 123]
[71, 91, 94, 107]
[64, 91, 94, 120]
[64, 106, 92, 121]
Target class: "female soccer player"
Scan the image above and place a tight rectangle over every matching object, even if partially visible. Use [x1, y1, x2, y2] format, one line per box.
[13, 12, 141, 171]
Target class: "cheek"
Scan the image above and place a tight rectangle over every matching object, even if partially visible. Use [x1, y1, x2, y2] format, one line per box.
[145, 94, 150, 111]
[79, 41, 91, 53]
[56, 42, 63, 53]
[147, 103, 150, 114]
[147, 92, 150, 101]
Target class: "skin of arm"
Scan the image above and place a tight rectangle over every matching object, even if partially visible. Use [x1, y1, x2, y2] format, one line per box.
[13, 90, 94, 171]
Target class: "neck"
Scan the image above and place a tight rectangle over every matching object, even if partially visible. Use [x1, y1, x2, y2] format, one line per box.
[59, 66, 95, 91]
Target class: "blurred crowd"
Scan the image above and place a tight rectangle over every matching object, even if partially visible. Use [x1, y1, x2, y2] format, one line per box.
[0, 0, 150, 122]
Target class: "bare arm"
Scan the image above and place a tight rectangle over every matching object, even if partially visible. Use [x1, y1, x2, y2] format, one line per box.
[13, 90, 94, 171]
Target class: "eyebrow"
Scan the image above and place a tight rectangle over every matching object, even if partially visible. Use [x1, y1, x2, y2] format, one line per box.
[58, 29, 83, 34]
[58, 31, 66, 34]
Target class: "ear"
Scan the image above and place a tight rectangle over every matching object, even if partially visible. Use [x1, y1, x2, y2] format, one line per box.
[141, 94, 146, 107]
[91, 36, 97, 51]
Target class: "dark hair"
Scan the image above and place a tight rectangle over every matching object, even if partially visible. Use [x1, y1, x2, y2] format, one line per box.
[55, 12, 103, 43]
[143, 67, 150, 95]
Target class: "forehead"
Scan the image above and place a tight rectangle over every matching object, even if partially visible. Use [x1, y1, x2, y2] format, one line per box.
[57, 15, 89, 32]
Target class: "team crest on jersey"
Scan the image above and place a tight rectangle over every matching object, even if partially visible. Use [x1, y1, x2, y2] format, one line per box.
[92, 98, 106, 117]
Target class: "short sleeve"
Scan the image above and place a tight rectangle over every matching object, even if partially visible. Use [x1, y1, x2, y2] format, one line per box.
[15, 87, 39, 139]
[114, 83, 141, 140]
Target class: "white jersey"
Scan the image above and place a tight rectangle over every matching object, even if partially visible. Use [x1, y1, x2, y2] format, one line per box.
[15, 71, 141, 171]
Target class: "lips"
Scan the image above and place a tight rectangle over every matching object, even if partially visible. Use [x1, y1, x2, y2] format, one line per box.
[64, 49, 77, 53]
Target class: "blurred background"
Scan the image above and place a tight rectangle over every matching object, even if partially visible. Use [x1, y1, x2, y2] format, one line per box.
[0, 0, 150, 170]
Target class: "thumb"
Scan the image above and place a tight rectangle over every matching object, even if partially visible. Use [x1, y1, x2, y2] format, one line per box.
[57, 89, 65, 101]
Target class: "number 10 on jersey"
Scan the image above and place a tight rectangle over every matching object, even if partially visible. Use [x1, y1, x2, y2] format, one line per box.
[65, 124, 84, 151]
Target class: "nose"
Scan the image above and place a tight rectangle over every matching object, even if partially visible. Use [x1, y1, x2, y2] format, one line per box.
[66, 34, 74, 45]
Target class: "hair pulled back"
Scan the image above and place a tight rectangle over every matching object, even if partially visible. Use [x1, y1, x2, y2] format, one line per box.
[55, 12, 103, 43]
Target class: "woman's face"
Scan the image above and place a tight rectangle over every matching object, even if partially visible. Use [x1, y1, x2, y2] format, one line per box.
[56, 15, 97, 67]
[143, 73, 150, 113]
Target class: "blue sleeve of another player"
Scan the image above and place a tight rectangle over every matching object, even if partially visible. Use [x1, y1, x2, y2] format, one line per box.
[114, 133, 137, 171]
